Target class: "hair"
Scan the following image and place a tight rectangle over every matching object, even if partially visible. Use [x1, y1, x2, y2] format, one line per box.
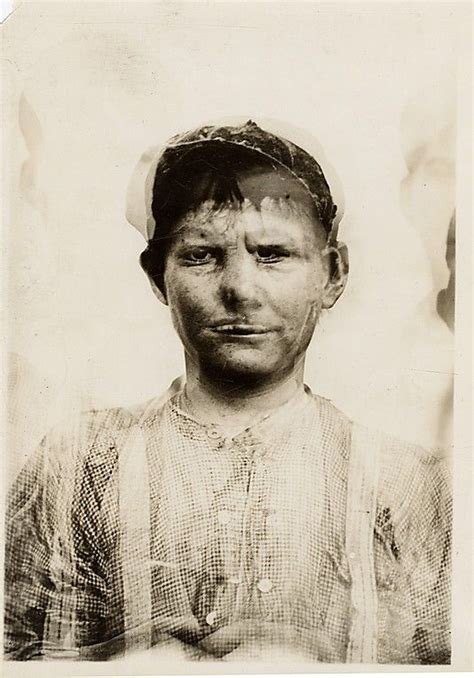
[140, 142, 325, 292]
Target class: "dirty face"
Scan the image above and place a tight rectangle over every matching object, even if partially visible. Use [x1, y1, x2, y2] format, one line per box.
[159, 169, 346, 384]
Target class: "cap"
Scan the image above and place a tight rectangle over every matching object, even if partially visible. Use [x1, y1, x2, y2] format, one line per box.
[126, 119, 345, 244]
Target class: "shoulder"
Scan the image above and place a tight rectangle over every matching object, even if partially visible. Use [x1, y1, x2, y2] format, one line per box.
[8, 396, 168, 519]
[308, 391, 353, 447]
[313, 395, 452, 532]
[12, 377, 180, 488]
[310, 393, 353, 468]
[309, 391, 352, 427]
[322, 397, 452, 510]
[378, 431, 451, 498]
[17, 395, 166, 483]
[375, 431, 452, 541]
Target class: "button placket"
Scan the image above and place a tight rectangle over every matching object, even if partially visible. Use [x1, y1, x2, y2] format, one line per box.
[244, 457, 279, 604]
[214, 476, 246, 600]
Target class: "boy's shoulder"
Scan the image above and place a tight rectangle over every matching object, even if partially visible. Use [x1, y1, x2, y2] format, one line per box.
[41, 377, 187, 467]
[310, 392, 451, 517]
[31, 394, 164, 482]
[369, 428, 451, 538]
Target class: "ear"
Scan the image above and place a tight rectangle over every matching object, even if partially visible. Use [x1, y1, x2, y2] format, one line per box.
[148, 276, 168, 306]
[140, 249, 169, 305]
[321, 241, 349, 309]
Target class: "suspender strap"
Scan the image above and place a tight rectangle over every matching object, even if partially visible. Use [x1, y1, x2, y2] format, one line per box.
[118, 424, 152, 653]
[346, 423, 381, 663]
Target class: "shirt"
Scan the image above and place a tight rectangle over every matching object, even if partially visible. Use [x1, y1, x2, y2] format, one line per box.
[4, 385, 451, 663]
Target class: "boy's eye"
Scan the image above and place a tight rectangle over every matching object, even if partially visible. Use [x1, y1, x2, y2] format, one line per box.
[256, 246, 290, 263]
[184, 248, 213, 264]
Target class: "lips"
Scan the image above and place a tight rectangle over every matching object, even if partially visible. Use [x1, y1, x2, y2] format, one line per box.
[210, 324, 270, 335]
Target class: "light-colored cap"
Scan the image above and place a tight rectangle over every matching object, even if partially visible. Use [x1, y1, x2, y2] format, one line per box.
[125, 118, 345, 243]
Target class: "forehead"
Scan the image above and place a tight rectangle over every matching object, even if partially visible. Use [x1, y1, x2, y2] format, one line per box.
[237, 166, 319, 215]
[174, 166, 325, 244]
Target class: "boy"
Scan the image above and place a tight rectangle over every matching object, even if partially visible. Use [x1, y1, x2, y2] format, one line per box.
[4, 120, 451, 663]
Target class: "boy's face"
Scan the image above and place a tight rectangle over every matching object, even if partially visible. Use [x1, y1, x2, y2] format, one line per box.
[160, 168, 346, 384]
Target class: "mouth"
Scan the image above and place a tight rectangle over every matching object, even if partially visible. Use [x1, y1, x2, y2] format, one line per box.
[209, 324, 271, 336]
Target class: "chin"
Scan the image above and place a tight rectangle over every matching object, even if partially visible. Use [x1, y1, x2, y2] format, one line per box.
[200, 353, 280, 385]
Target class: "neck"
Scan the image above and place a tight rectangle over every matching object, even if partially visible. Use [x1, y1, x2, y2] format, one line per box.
[182, 357, 305, 427]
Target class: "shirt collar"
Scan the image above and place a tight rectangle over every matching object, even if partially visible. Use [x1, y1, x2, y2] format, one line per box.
[166, 384, 315, 456]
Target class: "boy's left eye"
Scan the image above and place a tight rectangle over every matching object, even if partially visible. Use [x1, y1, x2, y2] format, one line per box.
[256, 246, 289, 263]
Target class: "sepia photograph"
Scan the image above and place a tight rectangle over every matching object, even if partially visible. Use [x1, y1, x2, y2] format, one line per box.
[1, 1, 472, 673]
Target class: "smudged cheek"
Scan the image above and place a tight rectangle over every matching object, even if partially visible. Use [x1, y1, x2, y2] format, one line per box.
[267, 299, 322, 357]
[167, 282, 217, 337]
[269, 275, 324, 327]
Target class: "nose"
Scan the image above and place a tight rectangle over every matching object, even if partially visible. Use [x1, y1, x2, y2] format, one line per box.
[219, 248, 261, 310]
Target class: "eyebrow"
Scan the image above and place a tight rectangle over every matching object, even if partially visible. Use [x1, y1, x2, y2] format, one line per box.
[170, 203, 311, 249]
[172, 234, 303, 255]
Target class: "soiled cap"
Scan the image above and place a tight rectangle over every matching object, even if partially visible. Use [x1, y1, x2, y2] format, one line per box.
[126, 119, 345, 243]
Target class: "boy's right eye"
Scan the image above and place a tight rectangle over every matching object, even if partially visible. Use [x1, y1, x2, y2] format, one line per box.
[183, 248, 214, 265]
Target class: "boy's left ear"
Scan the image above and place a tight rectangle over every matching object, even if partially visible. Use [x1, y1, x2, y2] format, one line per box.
[321, 241, 349, 309]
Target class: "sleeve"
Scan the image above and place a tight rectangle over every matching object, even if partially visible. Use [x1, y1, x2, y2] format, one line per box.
[4, 415, 114, 660]
[375, 436, 452, 665]
[407, 456, 452, 664]
[4, 439, 54, 660]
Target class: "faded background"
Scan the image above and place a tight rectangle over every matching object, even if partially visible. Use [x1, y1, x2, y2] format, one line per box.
[3, 1, 462, 481]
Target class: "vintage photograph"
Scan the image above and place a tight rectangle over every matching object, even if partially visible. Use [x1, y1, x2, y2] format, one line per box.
[1, 1, 471, 671]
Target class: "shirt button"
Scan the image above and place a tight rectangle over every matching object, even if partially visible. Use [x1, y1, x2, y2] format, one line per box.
[217, 510, 231, 525]
[256, 578, 273, 593]
[207, 428, 221, 440]
[205, 611, 218, 626]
